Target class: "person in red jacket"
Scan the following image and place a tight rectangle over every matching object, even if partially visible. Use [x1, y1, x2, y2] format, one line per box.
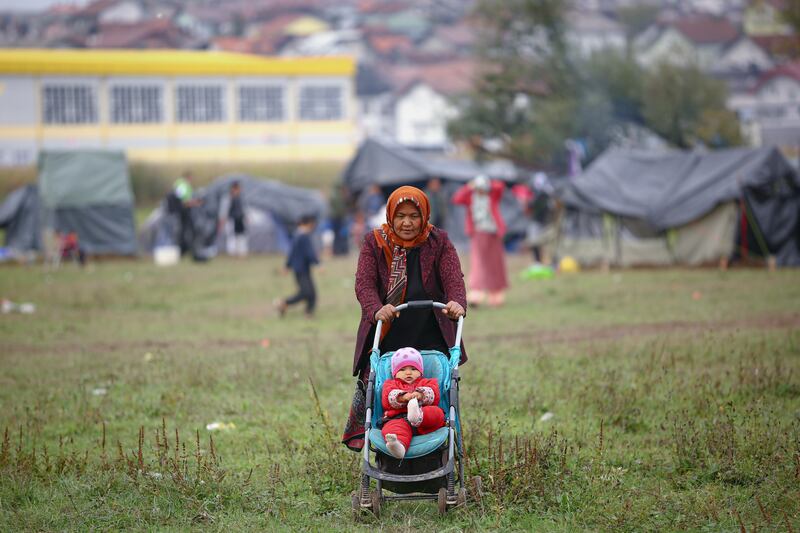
[452, 175, 508, 307]
[381, 347, 445, 459]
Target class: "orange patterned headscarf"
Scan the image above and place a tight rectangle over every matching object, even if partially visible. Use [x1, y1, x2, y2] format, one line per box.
[372, 186, 434, 327]
[373, 186, 434, 269]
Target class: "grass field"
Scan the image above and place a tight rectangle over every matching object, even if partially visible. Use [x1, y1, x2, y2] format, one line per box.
[1, 254, 799, 531]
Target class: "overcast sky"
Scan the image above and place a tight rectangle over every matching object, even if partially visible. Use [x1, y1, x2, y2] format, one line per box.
[0, 0, 85, 12]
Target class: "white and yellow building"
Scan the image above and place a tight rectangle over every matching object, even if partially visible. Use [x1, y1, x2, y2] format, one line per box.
[0, 49, 356, 166]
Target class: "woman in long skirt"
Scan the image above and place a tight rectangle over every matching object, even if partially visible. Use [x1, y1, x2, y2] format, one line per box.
[452, 175, 508, 307]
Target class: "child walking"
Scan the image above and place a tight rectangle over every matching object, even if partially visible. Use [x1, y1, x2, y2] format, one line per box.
[380, 348, 445, 459]
[276, 216, 319, 317]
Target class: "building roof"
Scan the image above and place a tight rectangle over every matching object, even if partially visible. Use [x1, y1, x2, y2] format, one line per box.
[566, 11, 625, 34]
[357, 0, 411, 15]
[385, 59, 477, 97]
[78, 0, 122, 17]
[283, 15, 329, 37]
[433, 23, 475, 48]
[90, 19, 184, 48]
[367, 32, 414, 56]
[671, 15, 740, 45]
[211, 37, 257, 54]
[754, 60, 800, 92]
[252, 14, 305, 39]
[0, 49, 356, 76]
[752, 34, 800, 58]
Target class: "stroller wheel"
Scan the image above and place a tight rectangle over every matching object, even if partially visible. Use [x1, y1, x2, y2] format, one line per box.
[371, 489, 382, 518]
[437, 487, 448, 516]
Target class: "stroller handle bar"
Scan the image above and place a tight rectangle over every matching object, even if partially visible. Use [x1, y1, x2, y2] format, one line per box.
[370, 300, 464, 362]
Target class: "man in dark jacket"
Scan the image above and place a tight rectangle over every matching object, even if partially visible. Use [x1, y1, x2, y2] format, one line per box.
[276, 216, 319, 317]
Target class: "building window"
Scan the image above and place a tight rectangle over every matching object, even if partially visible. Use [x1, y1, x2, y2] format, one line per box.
[239, 86, 284, 122]
[43, 85, 97, 124]
[757, 106, 786, 119]
[110, 85, 162, 124]
[176, 85, 225, 123]
[299, 85, 343, 121]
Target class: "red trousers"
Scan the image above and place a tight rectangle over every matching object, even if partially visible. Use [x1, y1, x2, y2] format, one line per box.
[381, 406, 445, 450]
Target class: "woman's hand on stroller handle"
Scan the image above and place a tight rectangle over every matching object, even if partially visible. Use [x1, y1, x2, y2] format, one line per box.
[441, 301, 465, 320]
[374, 304, 399, 323]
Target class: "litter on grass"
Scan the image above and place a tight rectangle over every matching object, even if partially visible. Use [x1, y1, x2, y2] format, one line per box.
[206, 421, 236, 431]
[1, 299, 36, 314]
[520, 264, 555, 281]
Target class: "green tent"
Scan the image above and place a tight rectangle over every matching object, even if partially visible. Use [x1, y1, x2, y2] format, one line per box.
[37, 150, 137, 255]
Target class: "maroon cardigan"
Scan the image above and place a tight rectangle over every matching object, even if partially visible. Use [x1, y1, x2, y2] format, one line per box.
[352, 227, 468, 376]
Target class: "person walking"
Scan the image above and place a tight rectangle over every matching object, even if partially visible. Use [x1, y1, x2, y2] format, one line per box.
[275, 216, 319, 318]
[341, 185, 467, 452]
[452, 175, 508, 307]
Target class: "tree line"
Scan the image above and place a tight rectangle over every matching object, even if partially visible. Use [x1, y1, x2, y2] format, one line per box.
[448, 0, 743, 171]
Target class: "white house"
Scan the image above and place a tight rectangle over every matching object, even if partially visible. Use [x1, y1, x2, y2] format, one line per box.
[635, 15, 740, 70]
[381, 60, 476, 149]
[712, 35, 774, 75]
[393, 82, 458, 149]
[565, 11, 627, 58]
[728, 61, 800, 165]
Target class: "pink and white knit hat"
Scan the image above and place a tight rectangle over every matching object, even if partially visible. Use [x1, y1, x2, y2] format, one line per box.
[391, 347, 424, 377]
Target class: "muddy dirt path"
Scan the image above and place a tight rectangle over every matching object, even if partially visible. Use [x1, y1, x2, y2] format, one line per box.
[3, 313, 798, 357]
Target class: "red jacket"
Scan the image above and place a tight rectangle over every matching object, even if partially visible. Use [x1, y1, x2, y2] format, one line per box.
[381, 377, 440, 418]
[352, 228, 467, 376]
[451, 181, 506, 237]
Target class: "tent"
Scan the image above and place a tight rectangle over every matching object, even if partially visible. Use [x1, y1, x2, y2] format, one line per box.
[556, 146, 800, 267]
[341, 138, 526, 247]
[138, 175, 327, 256]
[0, 150, 137, 257]
[0, 184, 41, 256]
[341, 137, 519, 192]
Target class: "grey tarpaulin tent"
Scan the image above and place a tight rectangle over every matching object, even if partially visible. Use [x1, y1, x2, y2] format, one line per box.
[0, 184, 41, 257]
[0, 151, 137, 257]
[557, 146, 800, 266]
[341, 137, 518, 192]
[139, 175, 327, 256]
[341, 138, 525, 247]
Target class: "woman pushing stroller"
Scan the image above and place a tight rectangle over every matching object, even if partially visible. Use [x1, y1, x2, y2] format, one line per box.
[342, 185, 468, 452]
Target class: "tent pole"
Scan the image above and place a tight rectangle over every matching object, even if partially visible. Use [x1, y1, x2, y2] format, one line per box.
[739, 197, 748, 261]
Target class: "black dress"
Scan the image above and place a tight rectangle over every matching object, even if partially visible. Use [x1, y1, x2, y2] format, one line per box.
[380, 248, 448, 353]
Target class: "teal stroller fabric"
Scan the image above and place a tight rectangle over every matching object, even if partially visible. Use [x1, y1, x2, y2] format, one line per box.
[368, 350, 455, 459]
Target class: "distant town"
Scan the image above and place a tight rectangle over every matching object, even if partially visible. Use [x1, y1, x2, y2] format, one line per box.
[0, 0, 797, 166]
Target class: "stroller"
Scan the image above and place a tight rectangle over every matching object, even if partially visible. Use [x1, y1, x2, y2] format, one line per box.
[352, 300, 480, 517]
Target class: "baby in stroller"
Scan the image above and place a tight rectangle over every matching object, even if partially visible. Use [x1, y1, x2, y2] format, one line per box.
[381, 348, 445, 459]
